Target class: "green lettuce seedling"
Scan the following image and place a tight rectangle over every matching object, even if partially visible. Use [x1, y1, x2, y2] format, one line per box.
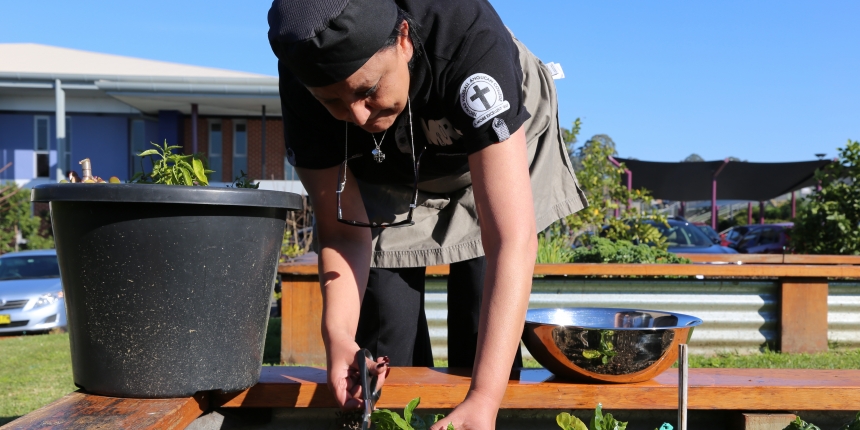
[783, 416, 821, 430]
[371, 397, 453, 430]
[556, 404, 627, 430]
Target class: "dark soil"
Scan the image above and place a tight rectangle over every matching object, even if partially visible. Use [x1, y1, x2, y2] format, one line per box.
[551, 328, 674, 375]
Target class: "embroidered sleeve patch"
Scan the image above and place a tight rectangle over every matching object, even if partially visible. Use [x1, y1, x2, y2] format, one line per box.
[459, 73, 511, 128]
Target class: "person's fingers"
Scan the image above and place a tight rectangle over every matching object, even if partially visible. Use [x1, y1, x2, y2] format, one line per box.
[372, 356, 391, 389]
[429, 420, 456, 430]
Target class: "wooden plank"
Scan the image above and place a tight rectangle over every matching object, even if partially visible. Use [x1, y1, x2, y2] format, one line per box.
[677, 254, 860, 265]
[780, 278, 829, 353]
[784, 254, 860, 265]
[281, 275, 326, 365]
[677, 254, 784, 264]
[213, 367, 860, 411]
[2, 391, 207, 430]
[280, 262, 860, 278]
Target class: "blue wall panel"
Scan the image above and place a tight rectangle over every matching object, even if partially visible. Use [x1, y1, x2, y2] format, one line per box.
[72, 116, 129, 180]
[158, 110, 181, 147]
[0, 114, 35, 181]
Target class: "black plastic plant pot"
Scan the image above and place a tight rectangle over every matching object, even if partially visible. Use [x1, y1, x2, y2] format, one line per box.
[32, 183, 303, 398]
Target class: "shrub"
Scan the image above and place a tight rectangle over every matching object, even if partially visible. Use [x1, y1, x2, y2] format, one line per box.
[791, 140, 860, 255]
[554, 122, 669, 250]
[537, 237, 689, 264]
[0, 182, 54, 254]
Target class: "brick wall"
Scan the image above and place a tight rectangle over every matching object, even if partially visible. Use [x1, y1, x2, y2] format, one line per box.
[182, 116, 285, 181]
[247, 118, 285, 180]
[222, 119, 233, 181]
[181, 117, 209, 157]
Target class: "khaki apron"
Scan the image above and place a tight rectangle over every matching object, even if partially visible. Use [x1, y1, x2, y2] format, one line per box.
[326, 36, 588, 268]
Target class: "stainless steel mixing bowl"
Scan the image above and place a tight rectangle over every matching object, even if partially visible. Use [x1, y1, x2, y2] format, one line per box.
[522, 307, 703, 383]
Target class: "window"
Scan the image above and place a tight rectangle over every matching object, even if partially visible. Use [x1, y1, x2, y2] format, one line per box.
[232, 121, 248, 180]
[34, 117, 50, 178]
[0, 255, 60, 280]
[284, 156, 296, 181]
[759, 228, 779, 245]
[208, 121, 222, 182]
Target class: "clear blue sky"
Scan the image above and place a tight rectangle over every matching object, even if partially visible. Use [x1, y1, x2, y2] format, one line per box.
[2, 1, 857, 162]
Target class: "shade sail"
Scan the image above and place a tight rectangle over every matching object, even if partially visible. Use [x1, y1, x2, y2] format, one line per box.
[614, 158, 830, 201]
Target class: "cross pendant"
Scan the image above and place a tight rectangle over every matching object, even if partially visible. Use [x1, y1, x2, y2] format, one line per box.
[372, 148, 385, 163]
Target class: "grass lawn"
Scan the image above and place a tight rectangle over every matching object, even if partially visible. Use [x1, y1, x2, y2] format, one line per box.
[0, 333, 76, 426]
[3, 321, 860, 425]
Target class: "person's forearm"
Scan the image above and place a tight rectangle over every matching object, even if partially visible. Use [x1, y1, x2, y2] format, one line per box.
[319, 235, 372, 351]
[468, 232, 537, 405]
[295, 166, 372, 357]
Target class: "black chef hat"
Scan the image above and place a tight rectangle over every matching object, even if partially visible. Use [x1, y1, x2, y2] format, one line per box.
[268, 0, 400, 87]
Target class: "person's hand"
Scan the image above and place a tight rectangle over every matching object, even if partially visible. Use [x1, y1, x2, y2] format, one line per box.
[429, 390, 498, 430]
[326, 338, 390, 410]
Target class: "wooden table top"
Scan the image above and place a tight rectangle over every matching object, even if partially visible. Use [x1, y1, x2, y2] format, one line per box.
[3, 391, 207, 430]
[214, 367, 860, 411]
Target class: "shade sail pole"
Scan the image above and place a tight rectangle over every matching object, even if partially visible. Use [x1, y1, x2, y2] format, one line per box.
[711, 159, 730, 230]
[747, 202, 753, 225]
[759, 201, 765, 224]
[791, 191, 796, 219]
[607, 156, 631, 215]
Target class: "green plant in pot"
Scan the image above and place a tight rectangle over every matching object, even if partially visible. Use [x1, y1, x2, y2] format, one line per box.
[33, 141, 302, 398]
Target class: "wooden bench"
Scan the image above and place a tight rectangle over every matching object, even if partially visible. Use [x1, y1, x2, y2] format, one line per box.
[9, 367, 860, 429]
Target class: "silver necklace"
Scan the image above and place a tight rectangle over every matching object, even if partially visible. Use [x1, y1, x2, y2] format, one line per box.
[344, 98, 413, 165]
[371, 130, 387, 163]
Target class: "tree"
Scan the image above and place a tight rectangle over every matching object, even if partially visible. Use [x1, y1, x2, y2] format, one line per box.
[549, 128, 669, 249]
[792, 140, 860, 255]
[682, 154, 704, 162]
[0, 181, 54, 254]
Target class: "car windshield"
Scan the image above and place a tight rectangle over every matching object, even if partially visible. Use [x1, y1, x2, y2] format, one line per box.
[653, 223, 714, 247]
[697, 226, 721, 243]
[726, 227, 749, 242]
[0, 255, 60, 280]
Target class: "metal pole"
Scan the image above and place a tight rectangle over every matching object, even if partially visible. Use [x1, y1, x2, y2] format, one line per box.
[607, 156, 627, 216]
[711, 159, 730, 230]
[680, 201, 686, 218]
[747, 202, 753, 225]
[759, 201, 765, 224]
[55, 79, 66, 180]
[191, 104, 198, 154]
[261, 105, 267, 179]
[711, 178, 717, 230]
[626, 169, 632, 209]
[791, 191, 796, 219]
[679, 343, 688, 430]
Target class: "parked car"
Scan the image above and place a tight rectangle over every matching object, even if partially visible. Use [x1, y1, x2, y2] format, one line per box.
[696, 225, 723, 245]
[645, 219, 738, 254]
[720, 226, 750, 248]
[732, 224, 793, 254]
[0, 249, 66, 334]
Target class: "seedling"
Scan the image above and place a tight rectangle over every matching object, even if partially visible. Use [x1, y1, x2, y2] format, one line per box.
[557, 404, 673, 430]
[229, 170, 259, 189]
[582, 330, 618, 365]
[783, 417, 821, 430]
[130, 140, 213, 186]
[371, 397, 453, 430]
